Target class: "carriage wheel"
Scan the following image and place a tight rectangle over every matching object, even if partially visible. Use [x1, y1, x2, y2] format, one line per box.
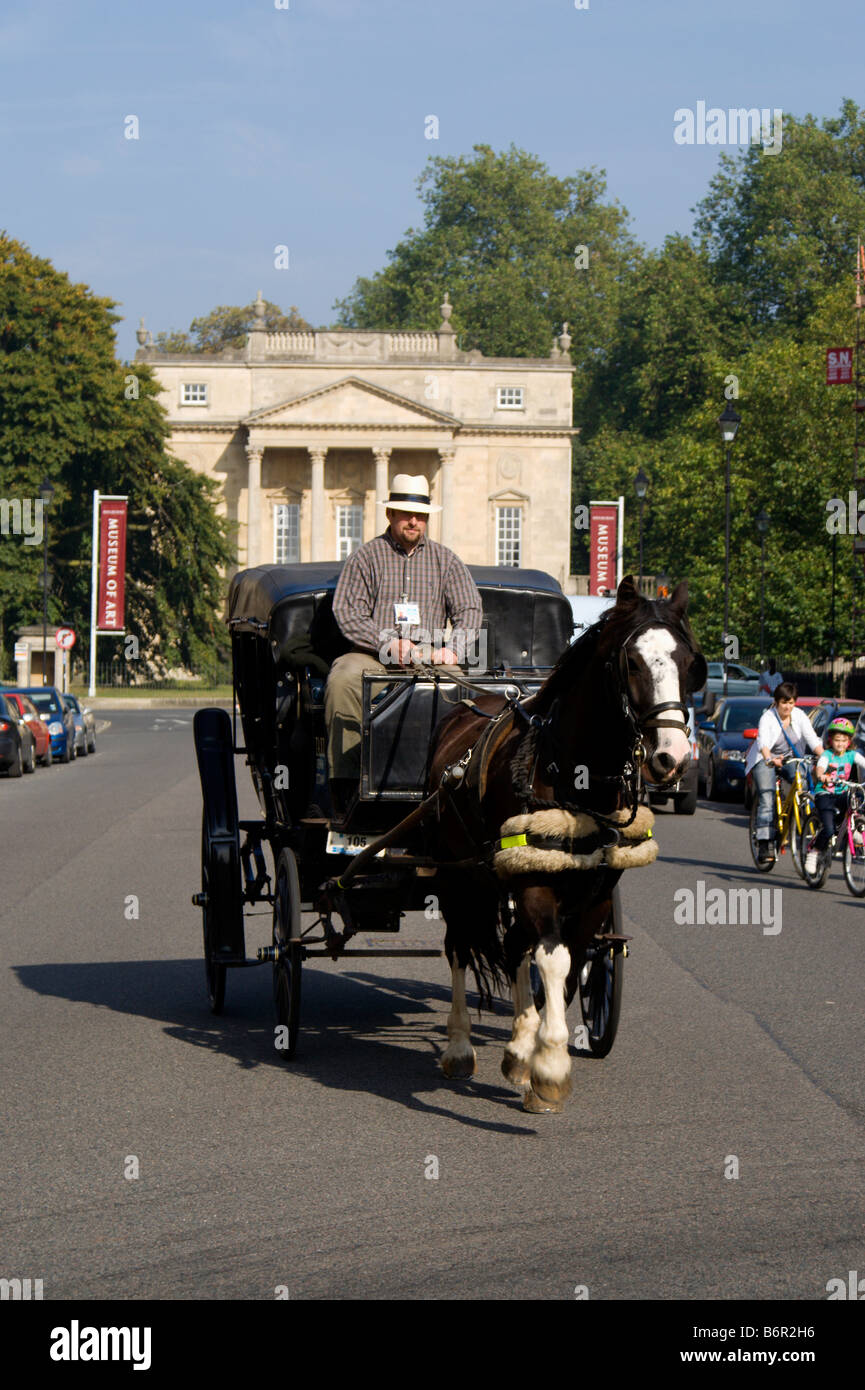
[578, 947, 623, 1057]
[200, 815, 227, 1014]
[578, 887, 624, 1058]
[272, 848, 302, 1059]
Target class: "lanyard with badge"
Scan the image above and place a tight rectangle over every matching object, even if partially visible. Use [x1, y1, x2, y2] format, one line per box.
[395, 552, 420, 637]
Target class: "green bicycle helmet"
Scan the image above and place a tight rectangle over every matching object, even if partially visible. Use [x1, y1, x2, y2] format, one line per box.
[826, 717, 856, 739]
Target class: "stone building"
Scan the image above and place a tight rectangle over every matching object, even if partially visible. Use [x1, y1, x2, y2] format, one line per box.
[135, 293, 577, 588]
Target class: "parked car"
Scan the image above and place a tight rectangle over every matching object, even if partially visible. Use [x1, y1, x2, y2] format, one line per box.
[13, 686, 76, 762]
[62, 695, 87, 757]
[3, 691, 52, 766]
[0, 692, 38, 776]
[646, 704, 699, 815]
[62, 693, 96, 754]
[698, 695, 772, 800]
[807, 698, 864, 743]
[705, 662, 762, 696]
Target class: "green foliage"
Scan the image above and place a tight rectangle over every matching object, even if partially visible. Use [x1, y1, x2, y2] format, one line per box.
[694, 100, 865, 331]
[0, 232, 236, 679]
[333, 144, 641, 401]
[154, 299, 312, 354]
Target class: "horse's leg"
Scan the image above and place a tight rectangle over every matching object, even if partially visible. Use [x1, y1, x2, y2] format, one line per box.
[515, 885, 572, 1113]
[501, 953, 539, 1091]
[441, 943, 476, 1078]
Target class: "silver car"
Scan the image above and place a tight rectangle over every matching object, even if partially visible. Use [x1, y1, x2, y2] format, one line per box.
[705, 661, 762, 696]
[61, 693, 96, 755]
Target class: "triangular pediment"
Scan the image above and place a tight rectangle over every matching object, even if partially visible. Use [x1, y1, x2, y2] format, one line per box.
[244, 377, 459, 429]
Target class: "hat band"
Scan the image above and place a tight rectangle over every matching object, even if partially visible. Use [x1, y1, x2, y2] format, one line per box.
[388, 492, 431, 506]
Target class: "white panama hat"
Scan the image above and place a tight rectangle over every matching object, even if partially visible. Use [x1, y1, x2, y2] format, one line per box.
[378, 472, 441, 514]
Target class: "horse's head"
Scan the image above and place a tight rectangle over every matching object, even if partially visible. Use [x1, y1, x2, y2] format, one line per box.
[600, 575, 707, 787]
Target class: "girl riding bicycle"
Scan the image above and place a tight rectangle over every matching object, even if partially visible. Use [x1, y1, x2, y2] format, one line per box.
[744, 683, 824, 863]
[806, 718, 865, 873]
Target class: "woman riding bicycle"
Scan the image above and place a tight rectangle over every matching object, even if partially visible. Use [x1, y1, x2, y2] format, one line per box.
[744, 683, 824, 863]
[806, 718, 865, 873]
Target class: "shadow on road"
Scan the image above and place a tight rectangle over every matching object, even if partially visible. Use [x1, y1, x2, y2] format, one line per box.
[12, 959, 536, 1135]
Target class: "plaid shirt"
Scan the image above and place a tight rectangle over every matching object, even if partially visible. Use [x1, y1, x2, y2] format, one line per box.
[333, 529, 483, 657]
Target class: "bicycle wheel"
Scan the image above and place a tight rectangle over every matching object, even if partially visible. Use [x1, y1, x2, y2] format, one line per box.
[749, 797, 776, 872]
[843, 822, 865, 897]
[800, 812, 831, 889]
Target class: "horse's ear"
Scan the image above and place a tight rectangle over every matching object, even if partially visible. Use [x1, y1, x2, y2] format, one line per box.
[616, 574, 641, 609]
[667, 580, 689, 619]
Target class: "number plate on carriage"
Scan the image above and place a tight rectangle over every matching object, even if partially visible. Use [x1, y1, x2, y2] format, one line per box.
[326, 831, 391, 856]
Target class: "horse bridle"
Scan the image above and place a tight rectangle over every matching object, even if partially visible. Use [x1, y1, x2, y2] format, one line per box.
[610, 618, 699, 757]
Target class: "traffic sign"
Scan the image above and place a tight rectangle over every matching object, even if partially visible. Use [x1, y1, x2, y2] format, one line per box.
[55, 627, 76, 650]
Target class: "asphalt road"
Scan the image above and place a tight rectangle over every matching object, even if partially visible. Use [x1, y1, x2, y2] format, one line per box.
[2, 709, 864, 1302]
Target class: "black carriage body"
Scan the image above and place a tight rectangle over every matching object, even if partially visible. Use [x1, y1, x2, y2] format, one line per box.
[226, 560, 574, 830]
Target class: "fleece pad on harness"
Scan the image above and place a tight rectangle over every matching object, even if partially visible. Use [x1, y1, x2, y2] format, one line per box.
[492, 805, 657, 878]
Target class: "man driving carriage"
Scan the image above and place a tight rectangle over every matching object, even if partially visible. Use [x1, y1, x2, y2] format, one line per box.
[325, 472, 482, 817]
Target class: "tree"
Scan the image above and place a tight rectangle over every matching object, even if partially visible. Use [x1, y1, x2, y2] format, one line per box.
[154, 299, 312, 354]
[333, 144, 641, 411]
[0, 232, 235, 679]
[694, 99, 865, 332]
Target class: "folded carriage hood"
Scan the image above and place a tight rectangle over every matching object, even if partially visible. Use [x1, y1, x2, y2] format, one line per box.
[227, 562, 575, 671]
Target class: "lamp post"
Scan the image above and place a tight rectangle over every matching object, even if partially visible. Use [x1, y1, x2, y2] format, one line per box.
[634, 468, 649, 592]
[718, 403, 741, 698]
[756, 508, 770, 664]
[39, 477, 54, 685]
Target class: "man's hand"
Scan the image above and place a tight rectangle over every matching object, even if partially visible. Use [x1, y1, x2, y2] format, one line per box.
[430, 647, 458, 666]
[391, 639, 416, 665]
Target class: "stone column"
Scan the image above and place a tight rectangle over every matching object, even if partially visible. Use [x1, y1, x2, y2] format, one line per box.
[309, 446, 327, 561]
[372, 446, 391, 524]
[246, 443, 263, 568]
[438, 446, 456, 548]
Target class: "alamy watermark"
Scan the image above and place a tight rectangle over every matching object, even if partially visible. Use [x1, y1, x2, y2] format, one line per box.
[674, 103, 783, 156]
[377, 627, 487, 668]
[674, 881, 782, 935]
[0, 497, 43, 545]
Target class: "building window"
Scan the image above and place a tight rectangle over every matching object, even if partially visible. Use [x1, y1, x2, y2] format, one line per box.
[496, 386, 524, 410]
[274, 503, 300, 564]
[336, 504, 363, 559]
[496, 507, 522, 566]
[181, 383, 208, 405]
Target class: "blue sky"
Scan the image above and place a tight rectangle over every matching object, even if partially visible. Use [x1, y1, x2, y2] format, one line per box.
[0, 0, 859, 360]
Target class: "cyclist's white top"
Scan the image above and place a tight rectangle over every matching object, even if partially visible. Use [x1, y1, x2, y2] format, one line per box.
[744, 706, 821, 776]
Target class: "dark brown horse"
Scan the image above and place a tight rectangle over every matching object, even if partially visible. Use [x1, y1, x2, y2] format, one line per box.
[426, 575, 707, 1112]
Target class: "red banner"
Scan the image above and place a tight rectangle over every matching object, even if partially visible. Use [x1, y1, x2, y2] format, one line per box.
[826, 347, 853, 384]
[97, 499, 127, 629]
[589, 503, 618, 596]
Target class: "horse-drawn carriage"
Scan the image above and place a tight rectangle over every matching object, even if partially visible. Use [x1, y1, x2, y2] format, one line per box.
[191, 560, 637, 1074]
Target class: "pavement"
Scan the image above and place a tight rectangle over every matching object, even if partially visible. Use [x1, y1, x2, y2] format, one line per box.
[2, 709, 864, 1307]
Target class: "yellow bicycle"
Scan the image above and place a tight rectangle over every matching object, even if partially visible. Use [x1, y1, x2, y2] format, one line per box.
[748, 755, 817, 876]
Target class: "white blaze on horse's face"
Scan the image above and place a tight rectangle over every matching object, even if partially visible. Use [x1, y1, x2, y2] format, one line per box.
[632, 628, 691, 783]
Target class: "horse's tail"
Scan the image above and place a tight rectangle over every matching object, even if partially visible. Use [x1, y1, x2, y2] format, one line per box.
[441, 874, 509, 1010]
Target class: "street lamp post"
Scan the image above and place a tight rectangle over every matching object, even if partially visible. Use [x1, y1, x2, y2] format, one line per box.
[39, 477, 54, 685]
[718, 403, 741, 698]
[634, 468, 649, 592]
[756, 508, 770, 664]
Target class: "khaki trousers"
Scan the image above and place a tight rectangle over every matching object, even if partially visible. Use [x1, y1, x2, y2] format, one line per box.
[325, 651, 391, 780]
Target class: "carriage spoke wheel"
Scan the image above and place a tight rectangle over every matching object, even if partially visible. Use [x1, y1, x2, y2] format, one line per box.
[273, 848, 302, 1060]
[200, 816, 227, 1014]
[579, 943, 623, 1058]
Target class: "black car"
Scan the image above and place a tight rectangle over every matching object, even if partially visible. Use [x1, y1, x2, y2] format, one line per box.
[0, 692, 37, 776]
[698, 695, 772, 800]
